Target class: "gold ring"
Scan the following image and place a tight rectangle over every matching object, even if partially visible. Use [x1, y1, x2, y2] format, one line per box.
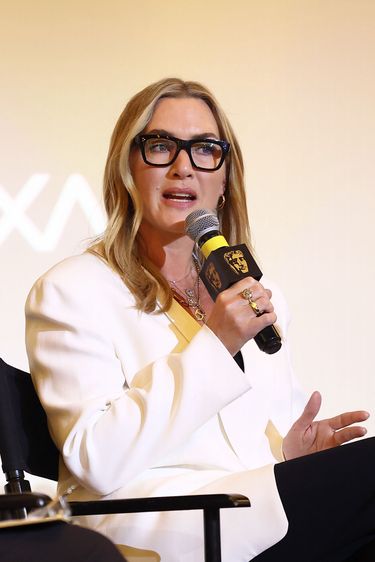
[249, 300, 262, 316]
[241, 288, 253, 300]
[241, 288, 262, 316]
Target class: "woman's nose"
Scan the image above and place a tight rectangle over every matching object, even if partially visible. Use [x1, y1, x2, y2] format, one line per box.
[169, 148, 194, 177]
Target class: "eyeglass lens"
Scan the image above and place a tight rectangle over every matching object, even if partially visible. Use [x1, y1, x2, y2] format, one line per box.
[143, 138, 224, 170]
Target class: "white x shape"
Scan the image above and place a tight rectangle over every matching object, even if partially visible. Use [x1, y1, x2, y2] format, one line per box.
[0, 174, 106, 251]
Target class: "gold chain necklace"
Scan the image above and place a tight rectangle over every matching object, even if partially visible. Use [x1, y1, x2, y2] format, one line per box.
[168, 257, 206, 323]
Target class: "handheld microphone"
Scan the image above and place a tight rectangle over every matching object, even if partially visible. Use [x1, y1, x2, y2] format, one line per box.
[185, 209, 282, 355]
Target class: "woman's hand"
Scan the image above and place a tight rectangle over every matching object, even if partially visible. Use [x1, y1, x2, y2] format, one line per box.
[205, 277, 276, 356]
[282, 391, 369, 460]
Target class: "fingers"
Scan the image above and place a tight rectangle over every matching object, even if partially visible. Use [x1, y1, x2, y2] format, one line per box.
[234, 278, 274, 317]
[206, 277, 277, 355]
[214, 277, 276, 323]
[284, 395, 369, 459]
[328, 410, 370, 431]
[333, 425, 367, 445]
[294, 391, 322, 429]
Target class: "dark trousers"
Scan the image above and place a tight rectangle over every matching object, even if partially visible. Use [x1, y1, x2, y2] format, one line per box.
[0, 520, 126, 562]
[253, 437, 375, 562]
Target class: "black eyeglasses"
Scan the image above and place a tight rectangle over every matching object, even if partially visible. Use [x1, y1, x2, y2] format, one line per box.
[134, 134, 230, 171]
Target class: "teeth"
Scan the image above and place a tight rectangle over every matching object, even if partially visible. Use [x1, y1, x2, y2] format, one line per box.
[164, 193, 195, 200]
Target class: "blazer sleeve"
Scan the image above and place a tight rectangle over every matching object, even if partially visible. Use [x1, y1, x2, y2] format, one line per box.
[25, 261, 252, 496]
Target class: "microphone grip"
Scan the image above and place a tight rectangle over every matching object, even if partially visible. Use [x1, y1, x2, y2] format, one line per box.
[198, 243, 282, 354]
[254, 324, 282, 355]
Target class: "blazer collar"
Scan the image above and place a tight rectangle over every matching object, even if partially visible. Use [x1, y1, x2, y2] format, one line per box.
[159, 297, 201, 345]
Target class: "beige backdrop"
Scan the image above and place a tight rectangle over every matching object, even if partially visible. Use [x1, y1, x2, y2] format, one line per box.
[1, 1, 374, 495]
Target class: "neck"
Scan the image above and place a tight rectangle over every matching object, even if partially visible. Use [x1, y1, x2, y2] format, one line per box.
[138, 225, 195, 281]
[138, 224, 207, 323]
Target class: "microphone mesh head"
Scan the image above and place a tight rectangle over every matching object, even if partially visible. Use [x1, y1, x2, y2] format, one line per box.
[185, 209, 220, 243]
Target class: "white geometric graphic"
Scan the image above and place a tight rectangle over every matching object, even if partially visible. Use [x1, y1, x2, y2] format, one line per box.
[0, 174, 106, 251]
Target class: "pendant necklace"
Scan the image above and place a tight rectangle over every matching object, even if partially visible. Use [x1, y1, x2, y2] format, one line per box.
[168, 257, 206, 323]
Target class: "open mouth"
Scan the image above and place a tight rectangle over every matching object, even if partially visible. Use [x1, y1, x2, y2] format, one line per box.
[163, 192, 196, 201]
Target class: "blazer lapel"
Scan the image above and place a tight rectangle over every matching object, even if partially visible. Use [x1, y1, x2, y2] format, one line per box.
[161, 297, 201, 349]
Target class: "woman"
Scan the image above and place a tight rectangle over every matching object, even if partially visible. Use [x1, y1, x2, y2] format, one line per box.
[26, 78, 374, 561]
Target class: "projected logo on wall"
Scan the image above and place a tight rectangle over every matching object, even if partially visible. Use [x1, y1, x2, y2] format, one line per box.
[0, 174, 106, 251]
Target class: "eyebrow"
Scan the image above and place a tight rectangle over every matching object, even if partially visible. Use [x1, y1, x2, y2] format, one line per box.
[146, 128, 220, 140]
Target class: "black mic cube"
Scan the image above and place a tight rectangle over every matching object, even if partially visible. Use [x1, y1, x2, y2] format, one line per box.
[200, 244, 263, 301]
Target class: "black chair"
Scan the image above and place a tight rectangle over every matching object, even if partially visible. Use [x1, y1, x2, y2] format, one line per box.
[0, 358, 250, 561]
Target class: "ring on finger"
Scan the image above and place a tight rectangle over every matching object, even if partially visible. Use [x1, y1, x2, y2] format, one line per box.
[241, 288, 262, 317]
[241, 288, 253, 300]
[249, 299, 262, 316]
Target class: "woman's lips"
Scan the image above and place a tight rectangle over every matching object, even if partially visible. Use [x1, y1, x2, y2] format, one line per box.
[162, 188, 197, 201]
[163, 192, 196, 201]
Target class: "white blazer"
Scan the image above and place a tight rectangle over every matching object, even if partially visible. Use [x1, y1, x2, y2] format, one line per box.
[25, 252, 306, 561]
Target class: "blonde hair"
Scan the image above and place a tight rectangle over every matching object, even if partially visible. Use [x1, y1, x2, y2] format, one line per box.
[89, 77, 251, 313]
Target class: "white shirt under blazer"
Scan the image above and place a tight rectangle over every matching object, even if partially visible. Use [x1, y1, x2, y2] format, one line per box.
[25, 252, 306, 561]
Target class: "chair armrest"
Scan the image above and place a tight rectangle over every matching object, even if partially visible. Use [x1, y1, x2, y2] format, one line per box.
[69, 493, 250, 516]
[0, 492, 51, 511]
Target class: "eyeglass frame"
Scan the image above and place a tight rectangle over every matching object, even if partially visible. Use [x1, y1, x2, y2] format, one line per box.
[134, 134, 230, 172]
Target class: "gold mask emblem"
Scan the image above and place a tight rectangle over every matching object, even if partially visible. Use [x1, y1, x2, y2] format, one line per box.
[205, 262, 222, 290]
[224, 250, 249, 275]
